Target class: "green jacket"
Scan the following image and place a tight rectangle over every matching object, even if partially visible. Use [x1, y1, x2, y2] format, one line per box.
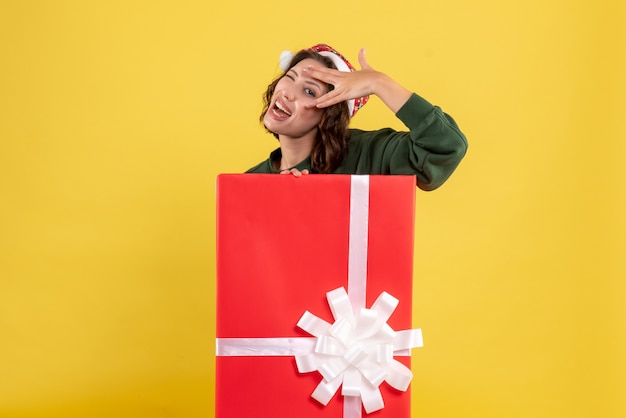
[246, 93, 468, 191]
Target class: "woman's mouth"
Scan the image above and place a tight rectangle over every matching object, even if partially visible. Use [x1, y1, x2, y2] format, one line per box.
[272, 99, 292, 118]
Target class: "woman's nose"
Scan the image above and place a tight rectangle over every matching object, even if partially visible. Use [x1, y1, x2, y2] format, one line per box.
[280, 89, 294, 101]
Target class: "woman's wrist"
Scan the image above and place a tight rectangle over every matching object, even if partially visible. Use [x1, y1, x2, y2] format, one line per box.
[371, 72, 412, 113]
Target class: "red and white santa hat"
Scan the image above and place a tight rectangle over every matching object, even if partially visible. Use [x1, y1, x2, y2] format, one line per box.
[279, 43, 369, 117]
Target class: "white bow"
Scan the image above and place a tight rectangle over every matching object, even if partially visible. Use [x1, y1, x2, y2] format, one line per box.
[295, 286, 423, 414]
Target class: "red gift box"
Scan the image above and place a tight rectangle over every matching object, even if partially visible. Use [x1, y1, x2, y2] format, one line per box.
[216, 174, 421, 418]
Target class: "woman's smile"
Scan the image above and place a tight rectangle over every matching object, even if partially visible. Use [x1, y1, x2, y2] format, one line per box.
[269, 98, 292, 120]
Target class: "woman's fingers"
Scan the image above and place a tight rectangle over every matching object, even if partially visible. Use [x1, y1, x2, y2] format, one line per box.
[280, 168, 310, 177]
[302, 65, 339, 86]
[358, 48, 372, 71]
[303, 48, 377, 109]
[311, 89, 345, 108]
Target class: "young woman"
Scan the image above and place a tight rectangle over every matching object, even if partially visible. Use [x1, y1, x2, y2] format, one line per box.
[246, 44, 468, 191]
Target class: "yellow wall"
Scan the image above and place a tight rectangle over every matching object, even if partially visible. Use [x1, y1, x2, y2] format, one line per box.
[1, 1, 624, 417]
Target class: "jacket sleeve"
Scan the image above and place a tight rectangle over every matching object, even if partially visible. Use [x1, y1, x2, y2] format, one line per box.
[394, 93, 467, 190]
[352, 93, 468, 191]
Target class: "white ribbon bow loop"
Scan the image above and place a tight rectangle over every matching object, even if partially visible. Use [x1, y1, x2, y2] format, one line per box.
[295, 287, 423, 414]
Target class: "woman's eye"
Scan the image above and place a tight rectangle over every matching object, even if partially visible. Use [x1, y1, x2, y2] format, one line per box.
[285, 74, 295, 81]
[305, 88, 316, 97]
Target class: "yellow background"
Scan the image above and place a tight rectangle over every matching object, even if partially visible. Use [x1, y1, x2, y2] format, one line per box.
[1, 1, 624, 417]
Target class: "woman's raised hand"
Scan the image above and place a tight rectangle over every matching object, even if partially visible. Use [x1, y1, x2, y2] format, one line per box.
[305, 48, 412, 114]
[304, 48, 379, 109]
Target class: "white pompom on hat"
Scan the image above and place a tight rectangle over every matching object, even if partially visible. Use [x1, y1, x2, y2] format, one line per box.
[279, 50, 294, 71]
[278, 43, 369, 117]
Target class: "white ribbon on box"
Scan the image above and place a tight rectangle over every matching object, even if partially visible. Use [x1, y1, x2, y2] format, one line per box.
[216, 176, 423, 417]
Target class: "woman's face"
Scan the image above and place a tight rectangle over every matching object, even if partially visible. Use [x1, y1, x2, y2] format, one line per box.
[263, 58, 331, 140]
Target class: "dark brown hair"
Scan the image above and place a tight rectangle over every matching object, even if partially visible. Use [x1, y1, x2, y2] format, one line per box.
[260, 49, 351, 174]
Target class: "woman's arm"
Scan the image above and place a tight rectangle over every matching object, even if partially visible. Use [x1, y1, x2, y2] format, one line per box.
[306, 48, 467, 190]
